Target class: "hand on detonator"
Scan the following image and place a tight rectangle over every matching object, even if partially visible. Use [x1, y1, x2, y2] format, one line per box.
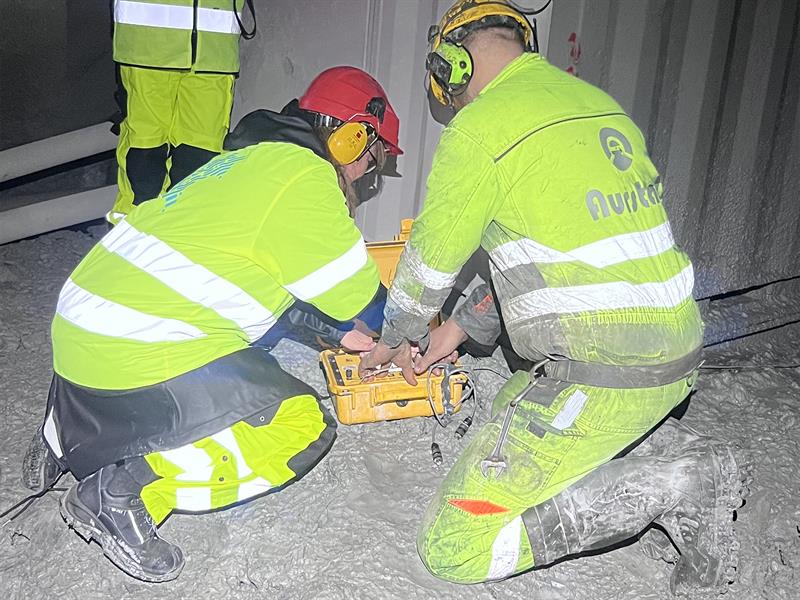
[413, 319, 468, 375]
[358, 340, 417, 385]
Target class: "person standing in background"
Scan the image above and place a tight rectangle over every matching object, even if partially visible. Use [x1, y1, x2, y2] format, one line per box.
[107, 0, 255, 225]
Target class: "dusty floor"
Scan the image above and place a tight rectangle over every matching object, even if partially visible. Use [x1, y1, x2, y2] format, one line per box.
[0, 227, 798, 600]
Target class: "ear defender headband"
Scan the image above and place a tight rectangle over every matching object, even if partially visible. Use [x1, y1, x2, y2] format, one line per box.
[426, 1, 540, 106]
[327, 97, 386, 165]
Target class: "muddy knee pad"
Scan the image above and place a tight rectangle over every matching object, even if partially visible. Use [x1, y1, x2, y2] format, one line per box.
[169, 144, 218, 189]
[126, 144, 169, 204]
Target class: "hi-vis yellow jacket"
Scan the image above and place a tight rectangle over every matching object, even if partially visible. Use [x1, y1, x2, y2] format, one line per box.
[52, 143, 379, 390]
[112, 0, 244, 73]
[384, 53, 703, 370]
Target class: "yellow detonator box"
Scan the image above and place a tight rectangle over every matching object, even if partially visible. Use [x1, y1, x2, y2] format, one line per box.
[319, 350, 466, 425]
[319, 219, 464, 424]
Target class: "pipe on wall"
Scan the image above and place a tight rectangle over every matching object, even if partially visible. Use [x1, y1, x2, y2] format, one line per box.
[0, 123, 117, 184]
[0, 185, 117, 245]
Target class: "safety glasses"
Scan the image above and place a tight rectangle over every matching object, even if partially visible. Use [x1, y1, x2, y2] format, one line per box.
[364, 140, 387, 175]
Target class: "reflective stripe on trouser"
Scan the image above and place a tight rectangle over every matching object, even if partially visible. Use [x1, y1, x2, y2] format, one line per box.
[140, 393, 336, 524]
[417, 370, 696, 583]
[112, 66, 234, 218]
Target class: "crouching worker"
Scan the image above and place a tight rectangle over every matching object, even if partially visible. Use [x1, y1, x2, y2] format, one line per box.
[21, 66, 402, 582]
[360, 1, 749, 595]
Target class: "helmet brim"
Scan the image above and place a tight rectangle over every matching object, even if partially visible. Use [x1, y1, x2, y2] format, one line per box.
[382, 138, 403, 156]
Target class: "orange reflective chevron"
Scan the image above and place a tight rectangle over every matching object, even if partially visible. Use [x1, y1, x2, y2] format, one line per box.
[448, 498, 509, 516]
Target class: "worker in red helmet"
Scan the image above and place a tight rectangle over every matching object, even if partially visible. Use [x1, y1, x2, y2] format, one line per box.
[224, 65, 404, 351]
[22, 66, 401, 583]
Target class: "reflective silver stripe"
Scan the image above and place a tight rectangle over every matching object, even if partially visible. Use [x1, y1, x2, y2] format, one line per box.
[56, 278, 205, 342]
[388, 286, 441, 319]
[284, 238, 369, 301]
[210, 428, 252, 479]
[126, 509, 146, 544]
[551, 390, 588, 430]
[105, 211, 127, 226]
[197, 6, 241, 34]
[43, 408, 64, 459]
[114, 1, 240, 34]
[175, 487, 212, 511]
[103, 221, 276, 342]
[490, 222, 675, 270]
[401, 244, 459, 290]
[160, 444, 213, 482]
[506, 264, 694, 323]
[114, 0, 194, 30]
[238, 477, 273, 502]
[487, 516, 522, 581]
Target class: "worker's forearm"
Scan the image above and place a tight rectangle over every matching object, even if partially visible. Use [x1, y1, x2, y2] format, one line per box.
[380, 245, 456, 347]
[284, 305, 346, 345]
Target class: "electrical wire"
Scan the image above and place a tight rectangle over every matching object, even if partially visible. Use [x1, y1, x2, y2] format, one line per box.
[234, 0, 257, 40]
[700, 363, 800, 370]
[508, 0, 552, 16]
[0, 476, 66, 527]
[426, 365, 477, 421]
[470, 366, 511, 381]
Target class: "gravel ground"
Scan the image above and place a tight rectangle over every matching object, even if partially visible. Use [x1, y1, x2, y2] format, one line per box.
[0, 226, 797, 600]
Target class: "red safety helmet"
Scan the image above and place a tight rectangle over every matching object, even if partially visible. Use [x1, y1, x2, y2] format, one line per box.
[299, 66, 403, 156]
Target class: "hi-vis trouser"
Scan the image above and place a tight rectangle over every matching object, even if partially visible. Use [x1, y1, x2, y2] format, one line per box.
[142, 393, 335, 524]
[417, 369, 696, 583]
[44, 348, 336, 524]
[110, 65, 235, 222]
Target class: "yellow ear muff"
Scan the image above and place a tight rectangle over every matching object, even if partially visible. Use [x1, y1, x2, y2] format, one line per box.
[327, 121, 371, 165]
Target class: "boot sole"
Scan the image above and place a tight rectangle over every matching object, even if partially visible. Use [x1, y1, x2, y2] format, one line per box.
[60, 486, 183, 583]
[21, 430, 63, 494]
[670, 444, 752, 595]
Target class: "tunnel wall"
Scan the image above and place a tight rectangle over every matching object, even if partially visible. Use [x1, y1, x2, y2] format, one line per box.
[547, 0, 800, 298]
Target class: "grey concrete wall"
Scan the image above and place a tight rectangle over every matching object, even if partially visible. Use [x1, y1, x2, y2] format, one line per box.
[9, 2, 791, 301]
[549, 0, 800, 298]
[0, 1, 116, 150]
[234, 0, 551, 241]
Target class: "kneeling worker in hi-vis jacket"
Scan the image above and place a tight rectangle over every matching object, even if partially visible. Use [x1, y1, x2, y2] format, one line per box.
[360, 0, 750, 594]
[22, 66, 402, 582]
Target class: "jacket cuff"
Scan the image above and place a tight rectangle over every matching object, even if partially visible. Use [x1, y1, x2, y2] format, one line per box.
[450, 284, 502, 346]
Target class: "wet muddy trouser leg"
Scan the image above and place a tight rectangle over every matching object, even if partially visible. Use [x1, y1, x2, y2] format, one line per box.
[110, 67, 234, 222]
[417, 370, 696, 583]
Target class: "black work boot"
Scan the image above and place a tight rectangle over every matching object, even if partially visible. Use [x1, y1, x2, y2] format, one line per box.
[632, 419, 753, 577]
[632, 418, 708, 564]
[21, 427, 64, 493]
[522, 449, 749, 595]
[657, 443, 750, 596]
[60, 460, 184, 582]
